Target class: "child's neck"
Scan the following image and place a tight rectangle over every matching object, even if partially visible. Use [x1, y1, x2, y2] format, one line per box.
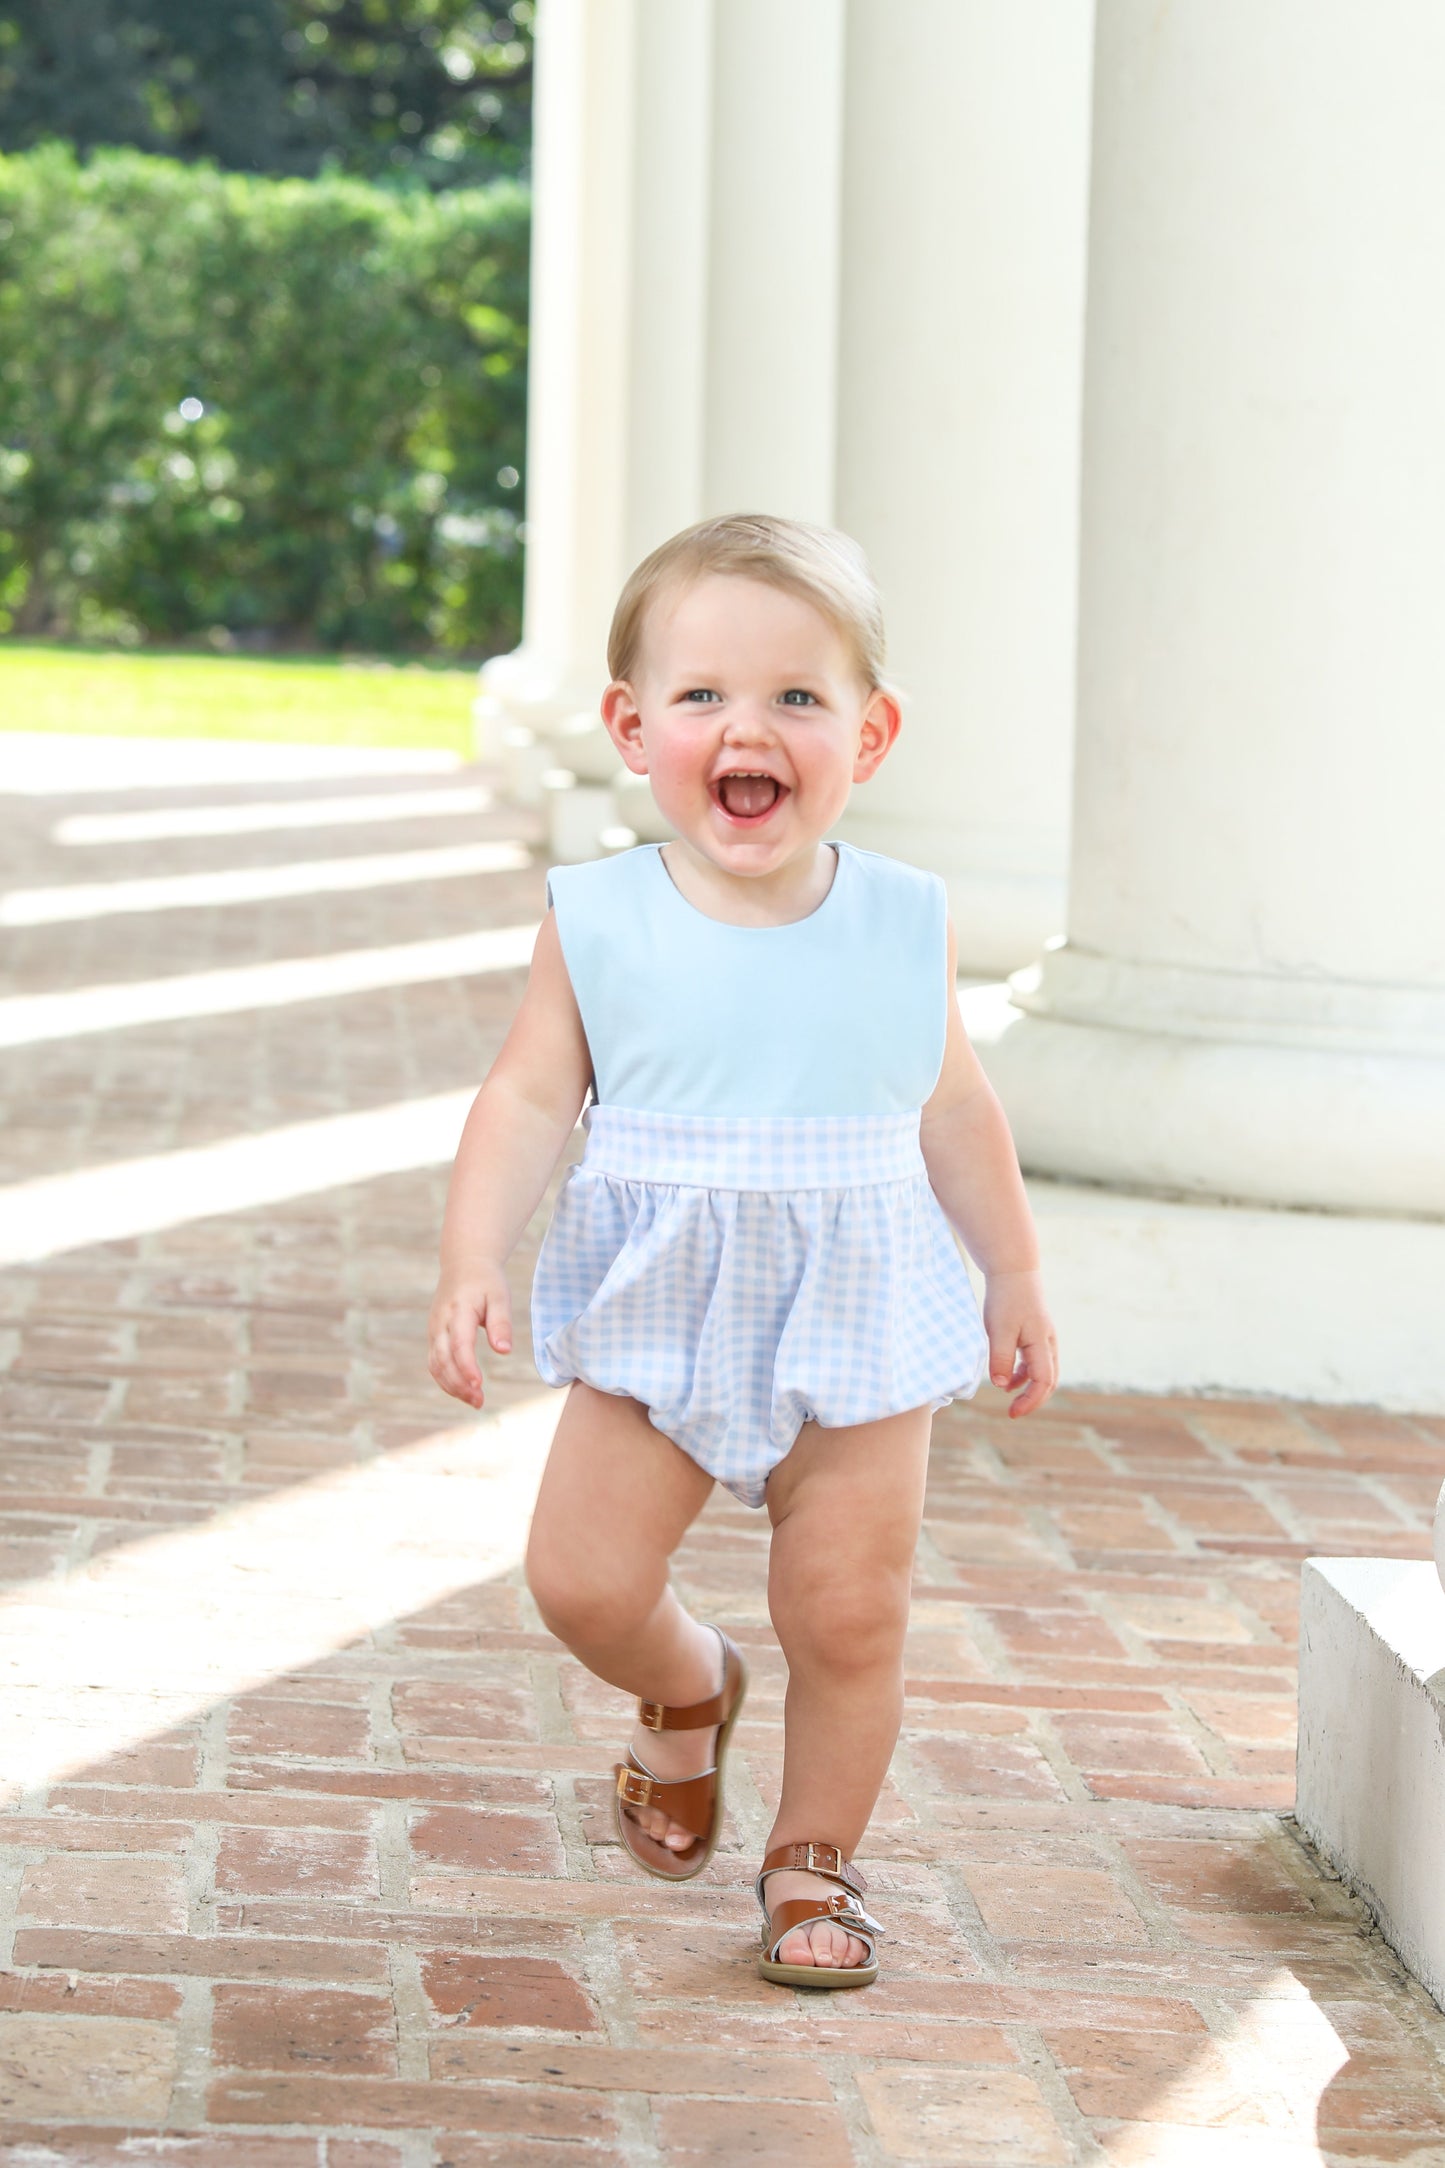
[659, 839, 840, 928]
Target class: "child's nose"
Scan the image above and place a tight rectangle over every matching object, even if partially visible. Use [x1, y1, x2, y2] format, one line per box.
[722, 703, 774, 741]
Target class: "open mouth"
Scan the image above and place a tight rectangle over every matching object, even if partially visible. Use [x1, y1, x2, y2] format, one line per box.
[711, 771, 787, 823]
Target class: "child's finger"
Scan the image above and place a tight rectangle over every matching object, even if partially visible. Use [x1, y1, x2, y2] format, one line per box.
[430, 1350, 464, 1404]
[1007, 1332, 1058, 1418]
[447, 1316, 485, 1403]
[1008, 1376, 1050, 1418]
[430, 1335, 470, 1404]
[987, 1337, 1020, 1389]
[482, 1294, 513, 1355]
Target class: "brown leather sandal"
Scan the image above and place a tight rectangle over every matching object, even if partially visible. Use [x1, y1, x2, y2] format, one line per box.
[756, 1841, 882, 1988]
[612, 1626, 748, 1882]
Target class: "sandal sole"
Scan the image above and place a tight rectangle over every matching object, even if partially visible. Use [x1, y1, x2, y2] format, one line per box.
[758, 1957, 879, 1989]
[614, 1639, 749, 1883]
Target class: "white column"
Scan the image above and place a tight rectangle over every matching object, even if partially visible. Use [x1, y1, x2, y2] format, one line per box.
[477, 0, 642, 791]
[832, 0, 1093, 971]
[984, 0, 1445, 1215]
[478, 0, 717, 812]
[701, 0, 846, 523]
[621, 0, 715, 570]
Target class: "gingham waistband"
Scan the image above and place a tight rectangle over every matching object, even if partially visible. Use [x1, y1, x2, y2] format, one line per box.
[577, 1104, 927, 1192]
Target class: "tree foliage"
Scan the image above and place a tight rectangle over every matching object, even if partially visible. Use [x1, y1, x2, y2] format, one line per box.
[0, 145, 528, 653]
[0, 0, 532, 190]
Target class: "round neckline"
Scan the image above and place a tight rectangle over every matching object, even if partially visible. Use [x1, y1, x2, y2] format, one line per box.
[651, 841, 849, 931]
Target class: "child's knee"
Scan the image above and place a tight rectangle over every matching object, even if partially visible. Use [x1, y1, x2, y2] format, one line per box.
[524, 1536, 604, 1640]
[524, 1533, 648, 1648]
[771, 1565, 910, 1674]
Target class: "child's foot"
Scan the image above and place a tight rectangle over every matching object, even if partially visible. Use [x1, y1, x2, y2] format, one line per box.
[613, 1628, 747, 1877]
[762, 1869, 871, 1969]
[622, 1628, 724, 1853]
[755, 1842, 881, 1986]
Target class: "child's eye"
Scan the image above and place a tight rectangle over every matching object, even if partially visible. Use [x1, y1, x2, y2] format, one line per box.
[780, 690, 818, 706]
[681, 689, 720, 704]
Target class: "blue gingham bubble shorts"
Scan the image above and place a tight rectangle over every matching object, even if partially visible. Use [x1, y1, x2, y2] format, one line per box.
[530, 1104, 988, 1507]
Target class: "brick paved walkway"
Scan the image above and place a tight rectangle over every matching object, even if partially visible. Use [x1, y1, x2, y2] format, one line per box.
[2, 743, 1444, 2166]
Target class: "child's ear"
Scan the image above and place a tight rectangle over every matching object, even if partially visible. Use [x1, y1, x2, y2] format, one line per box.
[601, 680, 649, 773]
[853, 687, 902, 782]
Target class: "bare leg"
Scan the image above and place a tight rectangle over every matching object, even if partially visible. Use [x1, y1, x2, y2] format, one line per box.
[762, 1403, 933, 1969]
[525, 1381, 721, 1853]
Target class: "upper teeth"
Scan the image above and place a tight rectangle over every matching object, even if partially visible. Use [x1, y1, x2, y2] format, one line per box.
[725, 772, 771, 779]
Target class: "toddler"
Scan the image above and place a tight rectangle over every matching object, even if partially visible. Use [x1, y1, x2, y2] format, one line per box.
[429, 514, 1057, 1986]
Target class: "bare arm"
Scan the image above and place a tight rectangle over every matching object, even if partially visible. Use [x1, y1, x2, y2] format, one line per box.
[919, 919, 1058, 1417]
[428, 909, 593, 1408]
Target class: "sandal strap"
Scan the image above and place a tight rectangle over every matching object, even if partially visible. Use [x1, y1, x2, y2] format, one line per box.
[756, 1841, 867, 1899]
[635, 1690, 727, 1732]
[614, 1754, 715, 1843]
[634, 1629, 738, 1732]
[761, 1889, 883, 1966]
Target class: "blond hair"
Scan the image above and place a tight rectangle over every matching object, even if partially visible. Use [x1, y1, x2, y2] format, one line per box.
[607, 513, 887, 689]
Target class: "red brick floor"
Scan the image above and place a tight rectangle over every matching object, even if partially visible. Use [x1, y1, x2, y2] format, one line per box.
[3, 753, 1445, 2164]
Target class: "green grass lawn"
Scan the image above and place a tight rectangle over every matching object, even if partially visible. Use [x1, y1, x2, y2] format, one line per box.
[0, 643, 481, 753]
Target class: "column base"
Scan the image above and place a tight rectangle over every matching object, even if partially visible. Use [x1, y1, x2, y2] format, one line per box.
[971, 953, 1445, 1217]
[476, 646, 620, 786]
[478, 644, 632, 858]
[960, 980, 1445, 1404]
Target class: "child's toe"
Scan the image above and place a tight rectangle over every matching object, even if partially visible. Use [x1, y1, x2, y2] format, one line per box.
[778, 1918, 862, 1969]
[623, 1802, 696, 1852]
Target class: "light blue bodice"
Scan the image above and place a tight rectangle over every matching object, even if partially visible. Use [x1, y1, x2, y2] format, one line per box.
[545, 842, 949, 1119]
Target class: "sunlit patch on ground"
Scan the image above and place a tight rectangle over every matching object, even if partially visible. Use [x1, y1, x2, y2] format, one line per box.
[0, 1405, 557, 1806]
[53, 785, 495, 846]
[0, 924, 537, 1048]
[0, 1093, 477, 1263]
[0, 731, 465, 794]
[1, 839, 531, 925]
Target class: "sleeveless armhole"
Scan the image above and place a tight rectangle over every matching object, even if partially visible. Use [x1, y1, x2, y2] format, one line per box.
[921, 870, 953, 1105]
[842, 846, 952, 1109]
[544, 865, 600, 1108]
[927, 867, 961, 1101]
[543, 863, 590, 997]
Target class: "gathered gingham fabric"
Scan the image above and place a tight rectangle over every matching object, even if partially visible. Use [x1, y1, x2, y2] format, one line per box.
[532, 1104, 989, 1507]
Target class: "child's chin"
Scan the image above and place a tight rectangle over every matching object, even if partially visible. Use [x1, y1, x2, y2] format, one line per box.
[709, 822, 793, 856]
[714, 814, 782, 838]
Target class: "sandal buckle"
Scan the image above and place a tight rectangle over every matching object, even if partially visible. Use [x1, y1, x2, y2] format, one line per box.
[804, 1842, 842, 1876]
[637, 1701, 665, 1731]
[845, 1904, 885, 1937]
[616, 1767, 654, 1806]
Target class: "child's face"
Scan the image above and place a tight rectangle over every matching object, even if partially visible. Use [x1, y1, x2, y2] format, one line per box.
[601, 574, 900, 880]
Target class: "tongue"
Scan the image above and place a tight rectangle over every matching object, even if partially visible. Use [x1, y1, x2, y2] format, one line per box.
[719, 774, 780, 817]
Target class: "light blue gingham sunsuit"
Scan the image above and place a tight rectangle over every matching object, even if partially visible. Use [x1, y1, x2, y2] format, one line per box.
[530, 842, 988, 1506]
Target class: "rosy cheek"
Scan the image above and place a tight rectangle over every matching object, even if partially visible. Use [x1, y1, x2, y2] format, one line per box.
[654, 742, 705, 788]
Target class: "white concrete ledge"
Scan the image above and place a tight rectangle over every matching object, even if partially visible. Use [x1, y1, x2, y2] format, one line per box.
[1016, 1174, 1445, 1414]
[1297, 1558, 1445, 2010]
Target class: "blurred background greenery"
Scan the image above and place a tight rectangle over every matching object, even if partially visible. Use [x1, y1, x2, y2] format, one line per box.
[0, 0, 532, 675]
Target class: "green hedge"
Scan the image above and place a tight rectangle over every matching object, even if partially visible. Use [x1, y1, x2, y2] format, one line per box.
[0, 145, 528, 654]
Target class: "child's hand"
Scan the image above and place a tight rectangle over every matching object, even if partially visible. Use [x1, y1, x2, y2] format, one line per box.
[428, 1267, 513, 1410]
[982, 1269, 1058, 1419]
